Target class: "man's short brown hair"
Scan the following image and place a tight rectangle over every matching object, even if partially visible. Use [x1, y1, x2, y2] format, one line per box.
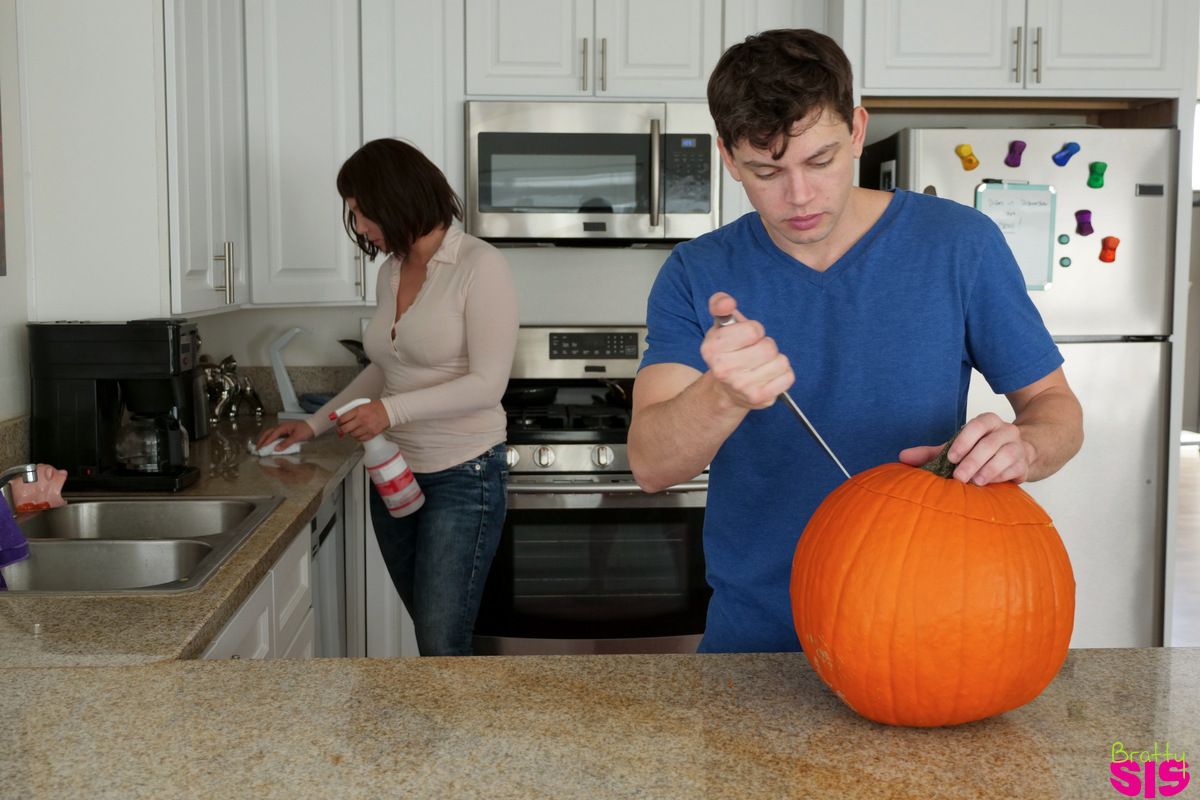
[707, 29, 855, 158]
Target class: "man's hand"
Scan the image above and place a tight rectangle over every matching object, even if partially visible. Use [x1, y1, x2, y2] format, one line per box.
[702, 292, 795, 410]
[334, 400, 390, 442]
[899, 412, 1036, 485]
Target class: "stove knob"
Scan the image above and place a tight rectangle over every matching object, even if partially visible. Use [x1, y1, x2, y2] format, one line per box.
[533, 446, 556, 468]
[591, 445, 615, 468]
[505, 447, 520, 468]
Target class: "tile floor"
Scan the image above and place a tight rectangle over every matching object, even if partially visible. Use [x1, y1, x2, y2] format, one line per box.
[1172, 446, 1200, 646]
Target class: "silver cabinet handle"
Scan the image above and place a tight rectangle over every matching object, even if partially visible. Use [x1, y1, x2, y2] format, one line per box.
[581, 38, 588, 91]
[649, 118, 661, 227]
[354, 252, 365, 300]
[507, 480, 708, 495]
[1033, 26, 1043, 83]
[212, 240, 234, 304]
[1011, 27, 1023, 83]
[600, 37, 607, 92]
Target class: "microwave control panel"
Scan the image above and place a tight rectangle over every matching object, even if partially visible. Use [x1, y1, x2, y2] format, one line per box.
[663, 134, 712, 214]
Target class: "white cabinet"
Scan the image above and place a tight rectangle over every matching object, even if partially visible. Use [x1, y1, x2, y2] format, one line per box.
[165, 0, 251, 313]
[245, 0, 366, 305]
[861, 0, 1184, 94]
[465, 0, 723, 98]
[18, 0, 247, 321]
[203, 523, 313, 660]
[202, 572, 275, 660]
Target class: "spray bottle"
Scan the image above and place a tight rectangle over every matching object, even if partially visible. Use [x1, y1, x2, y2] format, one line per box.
[332, 398, 424, 518]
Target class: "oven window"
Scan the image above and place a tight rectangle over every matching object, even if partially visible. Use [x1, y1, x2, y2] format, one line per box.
[476, 507, 710, 640]
[478, 132, 650, 214]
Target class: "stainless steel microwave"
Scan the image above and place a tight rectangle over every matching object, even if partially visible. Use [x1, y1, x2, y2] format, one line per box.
[465, 101, 720, 243]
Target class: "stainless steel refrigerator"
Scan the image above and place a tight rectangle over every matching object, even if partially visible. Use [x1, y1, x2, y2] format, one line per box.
[861, 128, 1177, 648]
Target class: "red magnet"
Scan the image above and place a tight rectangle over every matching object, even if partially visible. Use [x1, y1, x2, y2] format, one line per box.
[1004, 140, 1026, 167]
[1099, 236, 1120, 263]
[954, 144, 979, 171]
[1052, 142, 1081, 166]
[1075, 210, 1094, 236]
[1088, 162, 1108, 189]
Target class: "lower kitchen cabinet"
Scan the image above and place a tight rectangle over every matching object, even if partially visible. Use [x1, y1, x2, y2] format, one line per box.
[203, 572, 275, 660]
[203, 522, 313, 660]
[360, 465, 421, 657]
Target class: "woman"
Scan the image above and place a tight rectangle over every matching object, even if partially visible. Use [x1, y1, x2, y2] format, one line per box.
[257, 138, 518, 656]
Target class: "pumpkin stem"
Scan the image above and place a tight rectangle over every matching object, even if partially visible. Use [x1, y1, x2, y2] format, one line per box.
[920, 426, 964, 479]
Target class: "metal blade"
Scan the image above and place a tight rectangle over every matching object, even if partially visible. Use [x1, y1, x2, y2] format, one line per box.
[715, 314, 851, 480]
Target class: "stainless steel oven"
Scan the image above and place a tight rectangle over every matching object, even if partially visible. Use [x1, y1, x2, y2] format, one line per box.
[473, 327, 710, 655]
[465, 101, 720, 243]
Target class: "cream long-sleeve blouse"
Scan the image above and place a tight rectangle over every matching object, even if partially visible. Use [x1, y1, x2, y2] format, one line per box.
[305, 227, 518, 473]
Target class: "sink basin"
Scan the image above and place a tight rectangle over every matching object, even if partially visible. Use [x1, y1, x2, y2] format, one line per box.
[16, 498, 260, 540]
[3, 495, 283, 594]
[1, 540, 214, 592]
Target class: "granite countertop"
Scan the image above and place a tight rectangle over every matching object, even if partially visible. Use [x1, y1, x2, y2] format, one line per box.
[0, 417, 363, 668]
[1, 647, 1196, 798]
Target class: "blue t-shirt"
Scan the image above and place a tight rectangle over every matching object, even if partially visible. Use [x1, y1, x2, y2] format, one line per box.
[640, 189, 1063, 653]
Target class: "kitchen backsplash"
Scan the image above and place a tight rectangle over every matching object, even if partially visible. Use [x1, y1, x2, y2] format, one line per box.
[239, 366, 361, 414]
[0, 416, 30, 473]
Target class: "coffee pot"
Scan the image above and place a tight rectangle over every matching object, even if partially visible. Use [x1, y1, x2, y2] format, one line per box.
[115, 414, 189, 473]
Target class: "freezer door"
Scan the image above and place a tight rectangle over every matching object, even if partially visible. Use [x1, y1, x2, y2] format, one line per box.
[895, 128, 1176, 337]
[966, 341, 1167, 648]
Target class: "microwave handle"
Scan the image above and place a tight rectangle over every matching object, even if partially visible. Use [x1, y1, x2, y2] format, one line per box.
[649, 118, 661, 227]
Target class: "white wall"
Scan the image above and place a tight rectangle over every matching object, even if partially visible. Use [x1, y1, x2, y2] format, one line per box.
[196, 246, 666, 366]
[0, 0, 29, 421]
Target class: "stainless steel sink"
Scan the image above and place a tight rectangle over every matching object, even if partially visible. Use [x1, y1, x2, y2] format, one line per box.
[1, 540, 214, 592]
[2, 495, 283, 594]
[16, 498, 260, 540]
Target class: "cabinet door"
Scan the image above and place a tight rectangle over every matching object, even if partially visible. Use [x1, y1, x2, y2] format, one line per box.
[246, 0, 364, 304]
[273, 527, 313, 654]
[593, 0, 721, 98]
[465, 0, 593, 95]
[862, 0, 1026, 91]
[167, 0, 249, 314]
[280, 607, 317, 658]
[1024, 0, 1180, 92]
[202, 573, 275, 659]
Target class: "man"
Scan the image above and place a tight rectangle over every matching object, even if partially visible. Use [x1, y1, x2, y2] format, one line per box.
[628, 29, 1083, 654]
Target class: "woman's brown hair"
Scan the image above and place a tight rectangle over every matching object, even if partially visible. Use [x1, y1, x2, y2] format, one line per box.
[336, 138, 463, 259]
[707, 29, 855, 159]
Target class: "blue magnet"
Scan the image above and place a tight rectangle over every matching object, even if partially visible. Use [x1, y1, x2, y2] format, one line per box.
[1052, 142, 1081, 167]
[1057, 234, 1070, 245]
[1059, 257, 1072, 268]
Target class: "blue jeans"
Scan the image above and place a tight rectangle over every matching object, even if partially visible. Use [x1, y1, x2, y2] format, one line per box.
[368, 445, 507, 656]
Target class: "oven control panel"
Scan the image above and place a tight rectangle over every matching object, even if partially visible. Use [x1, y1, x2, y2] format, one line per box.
[549, 332, 639, 360]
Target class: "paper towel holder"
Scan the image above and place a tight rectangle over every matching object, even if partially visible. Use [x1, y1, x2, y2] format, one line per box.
[271, 327, 308, 420]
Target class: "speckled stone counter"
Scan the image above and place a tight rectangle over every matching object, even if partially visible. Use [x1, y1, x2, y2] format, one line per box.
[0, 418, 362, 668]
[1, 648, 1197, 799]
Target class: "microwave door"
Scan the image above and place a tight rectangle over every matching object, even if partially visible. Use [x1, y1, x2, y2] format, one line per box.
[467, 101, 665, 241]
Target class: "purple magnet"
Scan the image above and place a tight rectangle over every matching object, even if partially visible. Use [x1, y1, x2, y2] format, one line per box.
[1052, 142, 1081, 167]
[1005, 140, 1026, 168]
[1075, 210, 1094, 236]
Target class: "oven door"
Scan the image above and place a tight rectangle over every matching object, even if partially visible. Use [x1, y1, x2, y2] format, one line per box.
[467, 101, 663, 241]
[474, 481, 710, 655]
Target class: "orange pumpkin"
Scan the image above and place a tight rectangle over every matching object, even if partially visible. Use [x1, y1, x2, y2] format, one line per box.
[789, 450, 1075, 727]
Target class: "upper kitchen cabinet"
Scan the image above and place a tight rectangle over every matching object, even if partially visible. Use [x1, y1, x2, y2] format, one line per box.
[166, 0, 250, 313]
[860, 0, 1185, 94]
[18, 0, 247, 321]
[465, 0, 723, 98]
[245, 0, 365, 305]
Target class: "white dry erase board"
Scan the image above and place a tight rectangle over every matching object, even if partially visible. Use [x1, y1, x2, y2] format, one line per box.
[974, 182, 1056, 290]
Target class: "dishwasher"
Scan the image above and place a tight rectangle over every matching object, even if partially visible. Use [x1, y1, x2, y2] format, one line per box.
[310, 483, 347, 657]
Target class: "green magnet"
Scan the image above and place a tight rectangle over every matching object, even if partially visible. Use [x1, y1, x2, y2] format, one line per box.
[1087, 162, 1107, 189]
[1058, 234, 1070, 244]
[1059, 257, 1072, 267]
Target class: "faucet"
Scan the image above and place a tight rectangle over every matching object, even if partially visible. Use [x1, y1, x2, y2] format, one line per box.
[0, 464, 38, 515]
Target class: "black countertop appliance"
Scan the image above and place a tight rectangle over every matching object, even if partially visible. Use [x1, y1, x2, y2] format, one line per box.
[28, 318, 209, 492]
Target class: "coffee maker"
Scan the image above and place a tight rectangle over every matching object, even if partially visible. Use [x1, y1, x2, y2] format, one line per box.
[28, 319, 210, 491]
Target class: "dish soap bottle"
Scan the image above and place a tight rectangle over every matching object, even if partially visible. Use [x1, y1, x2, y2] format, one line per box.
[332, 398, 424, 517]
